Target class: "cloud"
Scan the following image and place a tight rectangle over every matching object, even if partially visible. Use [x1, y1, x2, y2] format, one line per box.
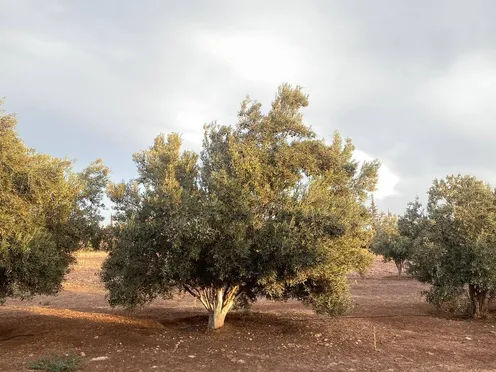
[353, 150, 400, 200]
[2, 0, 496, 215]
[196, 31, 305, 85]
[418, 52, 496, 139]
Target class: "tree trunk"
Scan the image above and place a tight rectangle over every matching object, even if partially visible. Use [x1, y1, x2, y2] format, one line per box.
[208, 307, 228, 330]
[206, 286, 237, 330]
[184, 284, 238, 330]
[469, 284, 489, 319]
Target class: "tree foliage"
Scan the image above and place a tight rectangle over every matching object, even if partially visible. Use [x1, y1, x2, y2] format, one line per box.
[0, 101, 109, 302]
[371, 213, 409, 276]
[371, 198, 424, 277]
[102, 85, 379, 329]
[408, 175, 496, 318]
[72, 159, 110, 249]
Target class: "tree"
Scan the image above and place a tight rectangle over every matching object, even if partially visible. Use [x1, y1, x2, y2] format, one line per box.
[72, 159, 110, 249]
[397, 197, 425, 243]
[408, 175, 496, 319]
[0, 101, 109, 302]
[371, 213, 410, 277]
[102, 84, 379, 329]
[371, 199, 424, 277]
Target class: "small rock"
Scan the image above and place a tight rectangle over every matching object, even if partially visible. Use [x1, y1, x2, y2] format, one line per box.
[238, 359, 246, 364]
[188, 355, 196, 359]
[90, 356, 109, 362]
[80, 352, 86, 357]
[315, 333, 322, 338]
[465, 337, 472, 340]
[94, 335, 99, 339]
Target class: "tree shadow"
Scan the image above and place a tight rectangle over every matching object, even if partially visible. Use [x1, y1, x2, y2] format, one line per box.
[155, 309, 310, 335]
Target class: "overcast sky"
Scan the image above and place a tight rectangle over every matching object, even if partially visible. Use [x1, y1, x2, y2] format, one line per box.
[1, 0, 496, 214]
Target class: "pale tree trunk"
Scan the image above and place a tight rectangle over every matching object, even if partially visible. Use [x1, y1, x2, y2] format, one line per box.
[468, 284, 489, 319]
[208, 302, 228, 330]
[184, 284, 239, 330]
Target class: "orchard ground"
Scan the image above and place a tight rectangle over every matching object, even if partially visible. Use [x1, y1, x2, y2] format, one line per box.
[1, 252, 496, 372]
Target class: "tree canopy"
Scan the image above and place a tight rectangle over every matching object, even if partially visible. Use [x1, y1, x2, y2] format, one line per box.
[0, 101, 109, 302]
[371, 198, 424, 277]
[408, 175, 496, 318]
[371, 213, 408, 277]
[72, 159, 110, 249]
[102, 84, 379, 329]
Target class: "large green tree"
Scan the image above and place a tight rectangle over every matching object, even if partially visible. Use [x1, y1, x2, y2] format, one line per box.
[409, 175, 496, 318]
[0, 101, 109, 302]
[102, 85, 379, 329]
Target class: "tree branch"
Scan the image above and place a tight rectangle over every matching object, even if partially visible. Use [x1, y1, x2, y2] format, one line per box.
[223, 285, 239, 308]
[183, 285, 199, 299]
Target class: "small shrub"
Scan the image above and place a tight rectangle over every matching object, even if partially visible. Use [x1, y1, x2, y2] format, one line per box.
[28, 354, 81, 372]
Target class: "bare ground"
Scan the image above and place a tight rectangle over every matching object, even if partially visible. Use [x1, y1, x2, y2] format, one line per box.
[1, 252, 496, 372]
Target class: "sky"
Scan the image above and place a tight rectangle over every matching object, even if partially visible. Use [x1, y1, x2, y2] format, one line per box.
[1, 0, 495, 214]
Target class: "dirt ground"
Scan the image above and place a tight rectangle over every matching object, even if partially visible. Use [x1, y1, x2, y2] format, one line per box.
[1, 252, 496, 372]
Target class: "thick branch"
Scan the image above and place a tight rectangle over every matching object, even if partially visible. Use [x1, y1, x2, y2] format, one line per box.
[223, 285, 239, 308]
[183, 285, 199, 299]
[199, 288, 213, 311]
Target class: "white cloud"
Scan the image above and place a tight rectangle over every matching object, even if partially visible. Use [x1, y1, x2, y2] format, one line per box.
[195, 31, 304, 85]
[174, 102, 214, 147]
[353, 150, 400, 200]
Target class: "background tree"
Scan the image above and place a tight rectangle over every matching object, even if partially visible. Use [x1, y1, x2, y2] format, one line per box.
[102, 85, 379, 330]
[409, 175, 496, 319]
[72, 159, 110, 249]
[371, 213, 409, 277]
[0, 101, 109, 302]
[397, 197, 425, 244]
[371, 199, 424, 277]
